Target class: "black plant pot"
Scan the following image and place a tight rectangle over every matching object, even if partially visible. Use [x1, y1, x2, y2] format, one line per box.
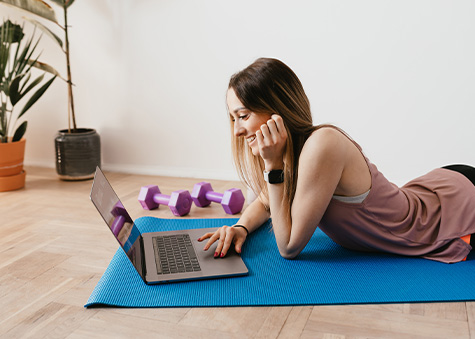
[55, 128, 101, 180]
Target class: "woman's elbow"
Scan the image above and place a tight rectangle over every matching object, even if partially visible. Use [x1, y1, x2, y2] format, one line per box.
[278, 247, 301, 260]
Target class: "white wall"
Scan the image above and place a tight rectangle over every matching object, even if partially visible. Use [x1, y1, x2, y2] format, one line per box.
[4, 0, 475, 185]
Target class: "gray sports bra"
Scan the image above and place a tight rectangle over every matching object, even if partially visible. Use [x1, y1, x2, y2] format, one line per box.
[332, 189, 370, 204]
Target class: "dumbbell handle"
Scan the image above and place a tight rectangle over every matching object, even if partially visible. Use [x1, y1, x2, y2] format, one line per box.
[139, 186, 192, 217]
[205, 191, 224, 203]
[153, 193, 172, 206]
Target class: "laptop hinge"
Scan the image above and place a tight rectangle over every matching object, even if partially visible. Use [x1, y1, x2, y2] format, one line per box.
[139, 235, 147, 280]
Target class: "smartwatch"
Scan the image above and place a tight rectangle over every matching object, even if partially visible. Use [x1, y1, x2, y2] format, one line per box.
[263, 169, 284, 184]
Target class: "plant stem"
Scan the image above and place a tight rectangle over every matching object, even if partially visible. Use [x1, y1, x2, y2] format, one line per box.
[64, 3, 76, 133]
[0, 100, 7, 142]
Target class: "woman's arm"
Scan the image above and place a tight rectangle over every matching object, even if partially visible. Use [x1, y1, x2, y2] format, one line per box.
[200, 118, 350, 259]
[198, 195, 270, 256]
[258, 117, 347, 259]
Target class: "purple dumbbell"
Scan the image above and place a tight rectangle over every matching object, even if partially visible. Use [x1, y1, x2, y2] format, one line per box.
[110, 201, 132, 236]
[191, 182, 245, 215]
[138, 185, 192, 217]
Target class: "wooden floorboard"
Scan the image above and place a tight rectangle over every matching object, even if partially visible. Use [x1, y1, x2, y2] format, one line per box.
[1, 166, 474, 338]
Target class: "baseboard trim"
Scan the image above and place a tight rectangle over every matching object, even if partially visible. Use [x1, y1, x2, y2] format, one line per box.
[25, 160, 239, 181]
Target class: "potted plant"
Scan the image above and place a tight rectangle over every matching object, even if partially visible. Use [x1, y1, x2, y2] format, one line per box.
[0, 19, 57, 191]
[0, 0, 101, 180]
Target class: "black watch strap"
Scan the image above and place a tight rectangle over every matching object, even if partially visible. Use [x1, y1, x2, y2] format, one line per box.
[264, 170, 284, 184]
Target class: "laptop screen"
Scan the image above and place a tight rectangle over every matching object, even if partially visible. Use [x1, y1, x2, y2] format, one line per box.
[90, 167, 145, 281]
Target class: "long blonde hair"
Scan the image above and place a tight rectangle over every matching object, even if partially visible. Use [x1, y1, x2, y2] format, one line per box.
[228, 58, 317, 209]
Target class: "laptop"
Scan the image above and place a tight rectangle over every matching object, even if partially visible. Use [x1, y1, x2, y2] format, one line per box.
[90, 167, 248, 284]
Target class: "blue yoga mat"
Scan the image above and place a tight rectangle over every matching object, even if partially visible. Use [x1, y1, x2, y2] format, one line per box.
[85, 217, 475, 308]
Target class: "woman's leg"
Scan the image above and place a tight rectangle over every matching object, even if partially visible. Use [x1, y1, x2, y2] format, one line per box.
[442, 164, 475, 251]
[442, 164, 475, 186]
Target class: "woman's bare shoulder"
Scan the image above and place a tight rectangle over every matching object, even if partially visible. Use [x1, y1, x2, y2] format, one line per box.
[303, 126, 350, 155]
[295, 128, 350, 181]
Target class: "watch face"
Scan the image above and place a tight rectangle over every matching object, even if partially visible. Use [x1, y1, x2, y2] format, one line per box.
[267, 170, 284, 184]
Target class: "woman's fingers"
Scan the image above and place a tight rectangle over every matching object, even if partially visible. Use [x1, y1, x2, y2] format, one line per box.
[197, 232, 213, 242]
[258, 115, 287, 145]
[272, 114, 287, 138]
[214, 226, 228, 257]
[218, 227, 236, 257]
[199, 230, 221, 251]
[256, 115, 287, 164]
[198, 226, 245, 258]
[260, 122, 272, 141]
[266, 119, 280, 140]
[256, 129, 264, 146]
[234, 236, 246, 254]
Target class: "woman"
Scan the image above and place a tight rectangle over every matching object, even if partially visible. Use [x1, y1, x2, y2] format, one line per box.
[198, 57, 475, 263]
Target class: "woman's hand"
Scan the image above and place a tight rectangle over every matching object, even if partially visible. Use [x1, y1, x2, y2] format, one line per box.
[256, 114, 288, 170]
[198, 225, 248, 257]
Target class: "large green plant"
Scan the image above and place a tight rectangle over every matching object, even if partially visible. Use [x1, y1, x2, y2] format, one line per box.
[0, 19, 56, 143]
[0, 0, 78, 133]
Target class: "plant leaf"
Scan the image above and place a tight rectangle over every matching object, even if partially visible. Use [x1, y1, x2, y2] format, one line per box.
[0, 0, 59, 24]
[18, 71, 31, 92]
[19, 33, 41, 74]
[23, 17, 63, 49]
[0, 19, 24, 43]
[0, 20, 15, 83]
[0, 101, 7, 136]
[17, 73, 45, 103]
[8, 73, 26, 105]
[18, 74, 55, 118]
[8, 23, 24, 83]
[12, 120, 27, 141]
[12, 31, 34, 75]
[28, 59, 65, 81]
[0, 44, 10, 83]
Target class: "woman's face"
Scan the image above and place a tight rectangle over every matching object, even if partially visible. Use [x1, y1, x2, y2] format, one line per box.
[227, 88, 272, 156]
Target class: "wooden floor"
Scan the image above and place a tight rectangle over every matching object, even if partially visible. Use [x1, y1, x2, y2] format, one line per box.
[1, 166, 475, 338]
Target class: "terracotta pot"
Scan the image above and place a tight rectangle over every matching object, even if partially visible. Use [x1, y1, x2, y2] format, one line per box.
[0, 138, 26, 192]
[55, 128, 101, 180]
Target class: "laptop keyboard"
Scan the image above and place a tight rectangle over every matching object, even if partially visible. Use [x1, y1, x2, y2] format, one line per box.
[152, 234, 201, 275]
